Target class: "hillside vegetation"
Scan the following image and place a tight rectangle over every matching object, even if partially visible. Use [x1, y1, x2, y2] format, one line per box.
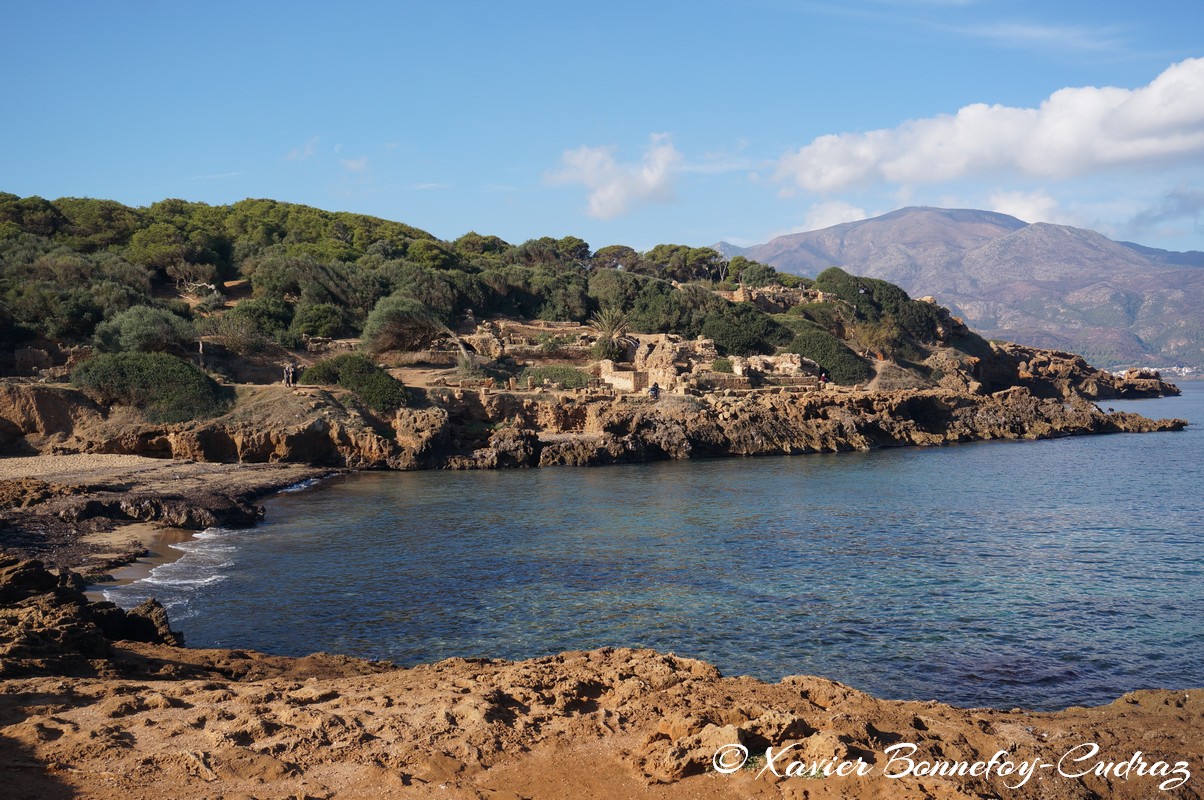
[2, 193, 994, 421]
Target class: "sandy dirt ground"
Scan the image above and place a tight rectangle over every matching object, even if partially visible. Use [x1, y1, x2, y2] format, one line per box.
[1, 644, 1199, 800]
[0, 453, 188, 482]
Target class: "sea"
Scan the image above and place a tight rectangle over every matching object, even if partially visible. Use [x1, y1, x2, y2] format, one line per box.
[102, 384, 1204, 711]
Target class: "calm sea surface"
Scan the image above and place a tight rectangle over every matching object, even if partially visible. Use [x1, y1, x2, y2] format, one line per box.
[105, 385, 1204, 710]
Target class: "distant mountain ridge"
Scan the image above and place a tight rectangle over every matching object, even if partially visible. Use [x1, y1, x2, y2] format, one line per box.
[723, 207, 1204, 369]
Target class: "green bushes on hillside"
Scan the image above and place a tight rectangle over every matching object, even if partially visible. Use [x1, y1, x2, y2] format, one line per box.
[93, 305, 195, 353]
[3, 193, 943, 380]
[701, 303, 793, 356]
[787, 325, 873, 385]
[70, 352, 230, 423]
[300, 353, 407, 412]
[517, 365, 590, 389]
[814, 266, 947, 343]
[361, 295, 447, 354]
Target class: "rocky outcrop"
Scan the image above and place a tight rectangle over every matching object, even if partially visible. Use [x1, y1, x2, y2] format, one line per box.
[983, 342, 1181, 399]
[54, 490, 264, 529]
[0, 378, 1187, 474]
[0, 382, 104, 453]
[432, 386, 1186, 469]
[0, 636, 1199, 799]
[0, 555, 183, 677]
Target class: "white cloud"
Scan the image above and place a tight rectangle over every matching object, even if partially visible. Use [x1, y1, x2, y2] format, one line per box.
[188, 171, 241, 181]
[801, 200, 869, 231]
[986, 189, 1062, 225]
[775, 57, 1204, 194]
[341, 157, 369, 173]
[287, 137, 319, 161]
[956, 22, 1124, 52]
[548, 133, 682, 219]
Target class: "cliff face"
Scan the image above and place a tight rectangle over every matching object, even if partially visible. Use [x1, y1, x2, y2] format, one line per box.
[447, 385, 1182, 470]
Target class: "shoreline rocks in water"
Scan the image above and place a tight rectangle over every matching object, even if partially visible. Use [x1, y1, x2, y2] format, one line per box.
[0, 456, 335, 572]
[0, 380, 1187, 472]
[0, 559, 1199, 799]
[0, 353, 1187, 569]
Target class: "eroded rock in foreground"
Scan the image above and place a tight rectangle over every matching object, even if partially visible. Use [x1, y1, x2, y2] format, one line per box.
[0, 559, 1200, 800]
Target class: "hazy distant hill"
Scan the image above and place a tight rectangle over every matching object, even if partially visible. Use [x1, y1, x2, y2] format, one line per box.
[726, 207, 1204, 369]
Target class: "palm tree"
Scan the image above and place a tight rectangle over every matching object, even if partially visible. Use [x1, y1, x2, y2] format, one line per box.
[590, 307, 635, 361]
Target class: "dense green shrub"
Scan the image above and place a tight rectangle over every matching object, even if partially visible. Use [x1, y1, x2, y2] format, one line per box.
[813, 266, 946, 343]
[71, 352, 229, 423]
[208, 313, 266, 354]
[299, 353, 407, 412]
[224, 297, 293, 341]
[712, 357, 733, 373]
[517, 365, 590, 389]
[592, 337, 625, 361]
[787, 325, 873, 385]
[291, 302, 351, 338]
[361, 294, 445, 353]
[93, 305, 194, 353]
[700, 302, 792, 356]
[701, 316, 771, 356]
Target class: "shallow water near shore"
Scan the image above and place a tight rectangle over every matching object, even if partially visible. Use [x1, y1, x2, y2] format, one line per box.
[105, 385, 1204, 710]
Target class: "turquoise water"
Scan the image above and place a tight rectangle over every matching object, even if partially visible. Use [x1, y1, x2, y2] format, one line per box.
[105, 385, 1204, 710]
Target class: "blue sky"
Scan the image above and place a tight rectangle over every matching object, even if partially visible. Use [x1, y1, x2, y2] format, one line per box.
[4, 0, 1203, 252]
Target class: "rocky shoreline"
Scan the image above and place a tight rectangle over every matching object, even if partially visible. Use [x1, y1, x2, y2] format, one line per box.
[0, 348, 1197, 798]
[0, 454, 335, 574]
[0, 350, 1187, 572]
[1, 556, 1200, 799]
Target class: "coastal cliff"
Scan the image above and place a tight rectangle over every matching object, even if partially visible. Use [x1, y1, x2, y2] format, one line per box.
[0, 343, 1185, 473]
[0, 339, 1186, 568]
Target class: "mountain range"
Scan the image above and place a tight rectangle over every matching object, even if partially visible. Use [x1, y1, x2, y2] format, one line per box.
[718, 207, 1204, 370]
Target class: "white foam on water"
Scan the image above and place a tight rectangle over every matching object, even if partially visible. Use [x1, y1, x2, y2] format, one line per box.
[280, 476, 325, 493]
[102, 526, 241, 620]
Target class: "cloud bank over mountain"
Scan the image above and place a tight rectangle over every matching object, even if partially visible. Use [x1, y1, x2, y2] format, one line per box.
[773, 58, 1204, 194]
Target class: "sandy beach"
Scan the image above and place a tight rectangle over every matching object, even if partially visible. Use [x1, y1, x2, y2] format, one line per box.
[81, 522, 196, 599]
[0, 453, 190, 482]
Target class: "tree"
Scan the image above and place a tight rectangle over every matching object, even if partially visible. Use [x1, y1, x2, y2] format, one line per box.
[590, 306, 634, 361]
[729, 256, 778, 287]
[224, 297, 294, 339]
[299, 353, 407, 412]
[407, 239, 458, 271]
[787, 325, 873, 385]
[211, 313, 266, 354]
[592, 244, 643, 272]
[557, 235, 592, 264]
[644, 244, 727, 282]
[292, 302, 351, 338]
[361, 294, 446, 353]
[453, 231, 511, 256]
